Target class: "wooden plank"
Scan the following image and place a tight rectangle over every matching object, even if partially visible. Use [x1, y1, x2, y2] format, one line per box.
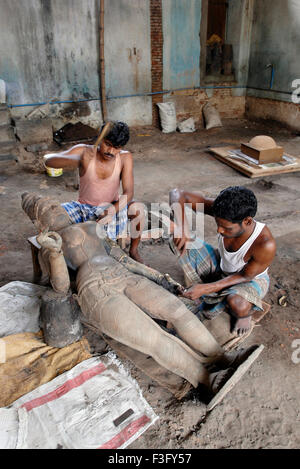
[207, 344, 265, 412]
[209, 146, 300, 178]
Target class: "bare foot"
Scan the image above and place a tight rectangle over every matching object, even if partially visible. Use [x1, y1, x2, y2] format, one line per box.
[231, 316, 252, 336]
[129, 249, 145, 265]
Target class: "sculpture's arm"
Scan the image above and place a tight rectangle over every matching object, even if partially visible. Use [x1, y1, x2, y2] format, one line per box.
[105, 239, 184, 295]
[37, 231, 70, 294]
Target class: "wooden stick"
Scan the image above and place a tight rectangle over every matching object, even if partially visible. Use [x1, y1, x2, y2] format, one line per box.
[93, 121, 113, 150]
[99, 0, 107, 121]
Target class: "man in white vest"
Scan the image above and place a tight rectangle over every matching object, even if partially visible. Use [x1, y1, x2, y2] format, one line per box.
[169, 186, 276, 336]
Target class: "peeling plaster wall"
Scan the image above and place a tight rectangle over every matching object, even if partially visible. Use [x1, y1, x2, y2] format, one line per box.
[0, 0, 152, 126]
[161, 0, 204, 124]
[246, 96, 300, 131]
[226, 0, 254, 97]
[3, 0, 297, 129]
[162, 0, 251, 125]
[162, 0, 201, 91]
[246, 0, 300, 129]
[105, 0, 152, 126]
[0, 0, 100, 122]
[247, 0, 300, 102]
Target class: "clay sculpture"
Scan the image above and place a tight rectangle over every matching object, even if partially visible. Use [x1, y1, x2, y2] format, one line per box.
[22, 192, 264, 405]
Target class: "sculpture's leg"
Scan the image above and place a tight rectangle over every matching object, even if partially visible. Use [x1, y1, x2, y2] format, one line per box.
[79, 290, 210, 388]
[40, 290, 83, 348]
[124, 277, 223, 359]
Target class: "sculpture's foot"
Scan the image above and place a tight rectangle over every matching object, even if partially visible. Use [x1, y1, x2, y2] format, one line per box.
[206, 344, 264, 411]
[221, 344, 260, 369]
[209, 368, 235, 394]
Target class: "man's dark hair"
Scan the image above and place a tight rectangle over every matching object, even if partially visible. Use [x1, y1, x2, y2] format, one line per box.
[212, 186, 257, 223]
[101, 121, 130, 148]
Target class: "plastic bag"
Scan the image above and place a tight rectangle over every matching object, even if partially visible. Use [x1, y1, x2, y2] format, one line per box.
[178, 117, 195, 133]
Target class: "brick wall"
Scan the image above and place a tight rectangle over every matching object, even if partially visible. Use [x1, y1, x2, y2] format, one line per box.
[246, 96, 300, 132]
[150, 0, 163, 127]
[149, 1, 246, 128]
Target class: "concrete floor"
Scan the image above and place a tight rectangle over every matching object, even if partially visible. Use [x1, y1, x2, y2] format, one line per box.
[0, 117, 299, 448]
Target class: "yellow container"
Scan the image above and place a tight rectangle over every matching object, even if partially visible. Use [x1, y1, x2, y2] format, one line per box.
[45, 166, 63, 177]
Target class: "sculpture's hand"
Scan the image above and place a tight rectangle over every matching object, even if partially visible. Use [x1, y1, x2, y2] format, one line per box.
[182, 283, 212, 300]
[161, 273, 185, 295]
[37, 230, 62, 253]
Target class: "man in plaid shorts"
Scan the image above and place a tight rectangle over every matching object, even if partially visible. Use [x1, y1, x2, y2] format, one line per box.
[169, 186, 276, 336]
[44, 121, 144, 263]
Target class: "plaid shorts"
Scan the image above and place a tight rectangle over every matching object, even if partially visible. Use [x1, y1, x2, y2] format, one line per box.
[62, 201, 128, 241]
[170, 237, 270, 319]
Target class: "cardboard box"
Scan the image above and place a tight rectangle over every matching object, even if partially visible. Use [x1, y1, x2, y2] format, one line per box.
[241, 143, 284, 164]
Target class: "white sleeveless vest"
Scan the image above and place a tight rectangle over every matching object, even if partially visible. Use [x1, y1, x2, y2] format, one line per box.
[218, 221, 268, 279]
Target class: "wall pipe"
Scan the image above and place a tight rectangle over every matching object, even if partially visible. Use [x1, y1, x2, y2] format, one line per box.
[6, 85, 293, 109]
[247, 86, 292, 96]
[266, 64, 275, 89]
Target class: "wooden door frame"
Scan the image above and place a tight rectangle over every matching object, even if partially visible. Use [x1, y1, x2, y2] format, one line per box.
[200, 0, 209, 83]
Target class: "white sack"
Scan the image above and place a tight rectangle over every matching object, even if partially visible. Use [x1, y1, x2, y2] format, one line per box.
[157, 102, 177, 133]
[0, 281, 48, 338]
[203, 103, 222, 130]
[2, 354, 158, 449]
[0, 408, 20, 449]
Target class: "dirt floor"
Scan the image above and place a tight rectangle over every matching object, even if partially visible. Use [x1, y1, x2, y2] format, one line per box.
[0, 117, 299, 449]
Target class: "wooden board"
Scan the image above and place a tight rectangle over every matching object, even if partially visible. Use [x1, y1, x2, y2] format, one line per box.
[209, 146, 300, 178]
[207, 344, 265, 411]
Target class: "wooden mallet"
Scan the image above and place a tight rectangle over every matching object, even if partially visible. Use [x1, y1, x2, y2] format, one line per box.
[93, 121, 113, 150]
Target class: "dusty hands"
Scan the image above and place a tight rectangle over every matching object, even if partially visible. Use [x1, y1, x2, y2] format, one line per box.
[182, 283, 212, 301]
[170, 220, 192, 256]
